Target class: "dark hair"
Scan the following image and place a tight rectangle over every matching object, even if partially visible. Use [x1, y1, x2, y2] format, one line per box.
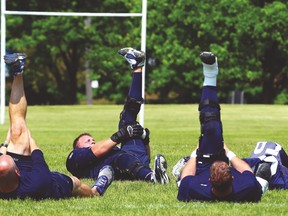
[210, 161, 233, 193]
[72, 132, 92, 149]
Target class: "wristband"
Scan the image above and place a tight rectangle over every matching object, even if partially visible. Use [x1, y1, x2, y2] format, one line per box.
[227, 151, 236, 161]
[191, 150, 197, 158]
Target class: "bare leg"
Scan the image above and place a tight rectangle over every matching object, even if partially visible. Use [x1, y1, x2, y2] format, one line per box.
[5, 54, 31, 155]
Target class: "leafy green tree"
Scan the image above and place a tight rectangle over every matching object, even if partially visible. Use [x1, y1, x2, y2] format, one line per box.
[3, 0, 288, 104]
[146, 0, 288, 104]
[4, 0, 143, 104]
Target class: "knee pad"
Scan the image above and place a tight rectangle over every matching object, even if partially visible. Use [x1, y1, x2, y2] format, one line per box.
[199, 112, 220, 124]
[112, 152, 147, 179]
[198, 99, 221, 112]
[119, 97, 144, 124]
[199, 112, 222, 141]
[198, 99, 221, 137]
[198, 116, 224, 154]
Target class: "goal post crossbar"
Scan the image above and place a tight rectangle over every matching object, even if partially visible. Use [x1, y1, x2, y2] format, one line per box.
[4, 10, 142, 17]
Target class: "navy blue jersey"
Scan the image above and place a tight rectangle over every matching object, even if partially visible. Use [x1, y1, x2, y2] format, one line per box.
[7, 152, 33, 171]
[0, 150, 73, 200]
[248, 141, 288, 189]
[178, 169, 262, 202]
[66, 146, 122, 179]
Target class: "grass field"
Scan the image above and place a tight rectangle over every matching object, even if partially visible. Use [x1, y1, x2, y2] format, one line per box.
[0, 104, 287, 216]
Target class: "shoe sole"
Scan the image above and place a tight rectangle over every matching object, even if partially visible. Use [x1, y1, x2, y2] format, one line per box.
[154, 154, 170, 184]
[118, 48, 145, 59]
[118, 47, 133, 56]
[172, 156, 189, 179]
[4, 53, 27, 64]
[200, 52, 216, 65]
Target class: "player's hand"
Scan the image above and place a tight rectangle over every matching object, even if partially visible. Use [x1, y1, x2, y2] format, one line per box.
[223, 143, 230, 154]
[142, 128, 150, 145]
[110, 123, 144, 144]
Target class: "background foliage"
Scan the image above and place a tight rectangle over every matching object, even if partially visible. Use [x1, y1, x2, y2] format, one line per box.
[2, 0, 288, 104]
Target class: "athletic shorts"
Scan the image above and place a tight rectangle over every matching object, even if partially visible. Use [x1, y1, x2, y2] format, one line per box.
[51, 172, 73, 199]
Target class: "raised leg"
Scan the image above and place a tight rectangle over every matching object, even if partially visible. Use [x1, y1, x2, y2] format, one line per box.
[197, 52, 227, 165]
[4, 53, 31, 155]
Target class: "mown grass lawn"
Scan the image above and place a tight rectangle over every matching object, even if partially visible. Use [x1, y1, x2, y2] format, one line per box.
[0, 104, 287, 216]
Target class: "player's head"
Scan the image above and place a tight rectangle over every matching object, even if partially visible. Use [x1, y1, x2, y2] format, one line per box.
[73, 133, 95, 149]
[209, 160, 233, 197]
[0, 155, 20, 193]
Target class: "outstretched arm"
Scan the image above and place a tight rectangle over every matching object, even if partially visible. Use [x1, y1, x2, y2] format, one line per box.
[224, 144, 253, 173]
[91, 123, 145, 157]
[180, 149, 197, 180]
[29, 135, 40, 152]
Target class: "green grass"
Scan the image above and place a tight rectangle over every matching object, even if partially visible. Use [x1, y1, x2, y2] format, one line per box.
[0, 104, 288, 216]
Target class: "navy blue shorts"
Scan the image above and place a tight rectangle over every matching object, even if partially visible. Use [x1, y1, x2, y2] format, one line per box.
[8, 152, 73, 199]
[51, 172, 73, 199]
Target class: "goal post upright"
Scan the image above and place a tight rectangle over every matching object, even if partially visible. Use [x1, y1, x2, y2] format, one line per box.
[0, 0, 6, 124]
[139, 0, 147, 126]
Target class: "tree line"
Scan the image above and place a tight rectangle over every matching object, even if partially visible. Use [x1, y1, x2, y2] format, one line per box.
[3, 0, 288, 105]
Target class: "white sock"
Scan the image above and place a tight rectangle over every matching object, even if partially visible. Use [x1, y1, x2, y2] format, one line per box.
[256, 176, 269, 194]
[203, 60, 218, 86]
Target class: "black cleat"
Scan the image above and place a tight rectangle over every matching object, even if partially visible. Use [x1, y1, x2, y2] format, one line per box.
[200, 52, 216, 65]
[118, 47, 145, 69]
[152, 154, 170, 184]
[256, 162, 272, 181]
[4, 53, 27, 76]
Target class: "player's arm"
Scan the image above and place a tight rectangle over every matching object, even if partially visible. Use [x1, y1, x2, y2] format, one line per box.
[180, 149, 197, 180]
[29, 136, 40, 152]
[90, 138, 118, 157]
[91, 123, 145, 157]
[224, 143, 253, 173]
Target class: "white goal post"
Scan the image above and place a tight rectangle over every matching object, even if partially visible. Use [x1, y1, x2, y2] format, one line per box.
[1, 0, 147, 125]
